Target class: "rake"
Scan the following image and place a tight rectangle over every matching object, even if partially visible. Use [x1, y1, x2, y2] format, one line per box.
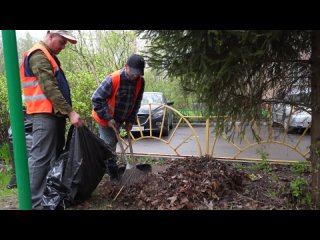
[113, 129, 151, 186]
[113, 129, 151, 201]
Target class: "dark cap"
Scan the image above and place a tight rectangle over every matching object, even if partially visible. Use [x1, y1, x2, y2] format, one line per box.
[127, 54, 145, 76]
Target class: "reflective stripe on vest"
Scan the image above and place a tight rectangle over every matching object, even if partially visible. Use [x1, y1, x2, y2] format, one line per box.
[21, 81, 39, 87]
[92, 70, 142, 127]
[24, 95, 48, 101]
[20, 43, 72, 114]
[20, 44, 58, 114]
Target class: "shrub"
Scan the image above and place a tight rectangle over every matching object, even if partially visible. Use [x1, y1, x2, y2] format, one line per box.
[0, 75, 10, 145]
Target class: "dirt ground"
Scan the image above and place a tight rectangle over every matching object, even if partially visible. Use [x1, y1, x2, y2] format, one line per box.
[0, 156, 314, 210]
[70, 156, 314, 210]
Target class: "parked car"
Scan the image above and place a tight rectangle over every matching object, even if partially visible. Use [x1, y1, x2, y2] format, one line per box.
[132, 92, 174, 136]
[272, 88, 311, 133]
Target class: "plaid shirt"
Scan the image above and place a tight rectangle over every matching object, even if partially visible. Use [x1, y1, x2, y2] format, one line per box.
[91, 68, 145, 124]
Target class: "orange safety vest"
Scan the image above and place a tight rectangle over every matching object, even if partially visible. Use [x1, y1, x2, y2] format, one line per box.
[20, 44, 59, 114]
[92, 70, 142, 126]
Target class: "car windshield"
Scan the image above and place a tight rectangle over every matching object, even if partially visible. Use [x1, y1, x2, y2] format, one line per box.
[287, 93, 310, 105]
[285, 87, 311, 105]
[142, 93, 163, 104]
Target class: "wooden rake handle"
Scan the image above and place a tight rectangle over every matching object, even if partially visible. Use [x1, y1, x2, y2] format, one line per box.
[112, 127, 128, 165]
[127, 131, 135, 161]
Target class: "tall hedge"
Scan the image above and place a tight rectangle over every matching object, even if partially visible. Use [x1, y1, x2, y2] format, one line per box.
[0, 74, 9, 145]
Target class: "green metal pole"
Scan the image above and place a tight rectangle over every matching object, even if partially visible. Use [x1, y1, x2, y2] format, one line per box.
[1, 30, 31, 210]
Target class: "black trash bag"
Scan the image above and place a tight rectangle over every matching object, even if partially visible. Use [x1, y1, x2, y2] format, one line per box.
[41, 152, 70, 210]
[42, 125, 114, 210]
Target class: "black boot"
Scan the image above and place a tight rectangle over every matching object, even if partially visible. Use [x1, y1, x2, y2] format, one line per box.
[108, 165, 120, 183]
[7, 174, 17, 189]
[118, 165, 126, 177]
[106, 156, 120, 182]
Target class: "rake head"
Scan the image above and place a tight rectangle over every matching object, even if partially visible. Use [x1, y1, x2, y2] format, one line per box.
[119, 164, 151, 186]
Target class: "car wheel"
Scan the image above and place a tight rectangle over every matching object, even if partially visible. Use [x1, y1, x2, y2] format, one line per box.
[272, 121, 279, 127]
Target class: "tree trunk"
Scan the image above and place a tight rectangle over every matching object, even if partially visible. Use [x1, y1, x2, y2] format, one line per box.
[310, 31, 320, 207]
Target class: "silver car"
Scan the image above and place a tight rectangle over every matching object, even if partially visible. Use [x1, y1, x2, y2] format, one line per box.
[272, 103, 311, 133]
[272, 87, 311, 133]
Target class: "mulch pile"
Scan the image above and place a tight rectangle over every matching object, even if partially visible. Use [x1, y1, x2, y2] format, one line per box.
[79, 156, 313, 210]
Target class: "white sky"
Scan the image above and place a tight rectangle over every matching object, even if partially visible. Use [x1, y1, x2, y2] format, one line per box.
[15, 30, 146, 52]
[16, 30, 47, 40]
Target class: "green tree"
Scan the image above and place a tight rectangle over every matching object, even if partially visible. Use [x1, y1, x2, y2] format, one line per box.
[139, 30, 320, 206]
[57, 30, 138, 128]
[0, 32, 37, 144]
[1, 30, 138, 132]
[0, 74, 9, 145]
[0, 34, 4, 74]
[59, 30, 137, 84]
[17, 32, 37, 63]
[144, 70, 199, 114]
[1, 31, 38, 75]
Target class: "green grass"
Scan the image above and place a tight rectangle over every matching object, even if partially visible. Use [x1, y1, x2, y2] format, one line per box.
[251, 150, 272, 173]
[0, 170, 11, 186]
[232, 162, 247, 170]
[0, 143, 17, 208]
[0, 170, 17, 199]
[0, 143, 10, 166]
[0, 166, 19, 209]
[137, 156, 166, 165]
[291, 161, 311, 174]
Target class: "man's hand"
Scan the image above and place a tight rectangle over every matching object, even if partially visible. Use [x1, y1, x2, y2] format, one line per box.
[68, 111, 83, 128]
[107, 119, 118, 132]
[124, 122, 133, 132]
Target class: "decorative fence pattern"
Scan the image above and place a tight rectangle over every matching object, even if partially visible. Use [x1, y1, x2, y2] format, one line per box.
[119, 104, 310, 163]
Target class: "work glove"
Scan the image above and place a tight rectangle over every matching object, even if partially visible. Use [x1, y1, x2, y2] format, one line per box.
[108, 119, 118, 132]
[124, 122, 133, 132]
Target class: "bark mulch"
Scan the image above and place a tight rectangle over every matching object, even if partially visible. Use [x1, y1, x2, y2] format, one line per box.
[72, 156, 314, 210]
